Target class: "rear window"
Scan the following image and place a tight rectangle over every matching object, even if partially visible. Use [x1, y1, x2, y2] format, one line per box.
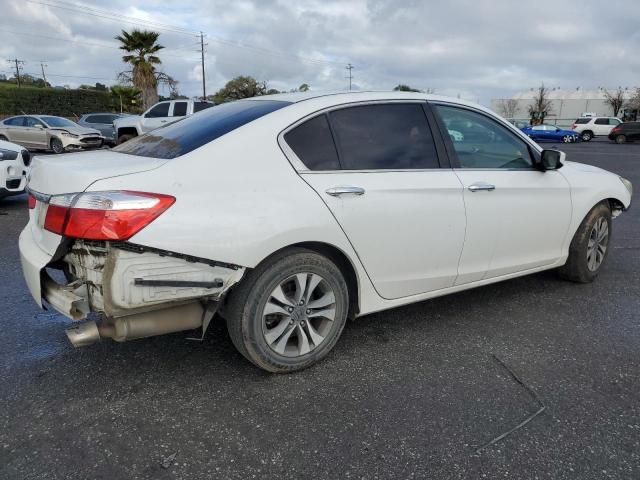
[114, 100, 290, 159]
[194, 102, 213, 113]
[574, 118, 591, 124]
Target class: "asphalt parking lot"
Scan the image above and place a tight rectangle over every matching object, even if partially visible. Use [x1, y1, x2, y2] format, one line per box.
[1, 139, 639, 479]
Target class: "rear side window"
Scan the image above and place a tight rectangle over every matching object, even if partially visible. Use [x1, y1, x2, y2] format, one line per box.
[173, 102, 188, 117]
[4, 117, 24, 126]
[574, 118, 591, 124]
[285, 115, 340, 170]
[594, 118, 609, 125]
[145, 102, 170, 118]
[329, 104, 439, 170]
[114, 100, 290, 159]
[194, 102, 213, 112]
[84, 115, 98, 124]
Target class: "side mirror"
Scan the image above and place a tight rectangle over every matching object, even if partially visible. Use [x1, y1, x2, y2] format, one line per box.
[538, 149, 565, 171]
[35, 124, 44, 129]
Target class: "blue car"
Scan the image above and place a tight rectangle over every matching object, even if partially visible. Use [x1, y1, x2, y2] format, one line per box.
[521, 124, 580, 143]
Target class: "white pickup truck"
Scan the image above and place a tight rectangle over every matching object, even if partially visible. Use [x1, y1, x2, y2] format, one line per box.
[114, 99, 213, 144]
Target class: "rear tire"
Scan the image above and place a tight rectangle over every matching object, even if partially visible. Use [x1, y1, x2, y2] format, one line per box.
[50, 137, 65, 154]
[223, 248, 349, 373]
[615, 134, 627, 144]
[117, 134, 134, 145]
[581, 131, 593, 142]
[0, 135, 8, 141]
[558, 202, 611, 283]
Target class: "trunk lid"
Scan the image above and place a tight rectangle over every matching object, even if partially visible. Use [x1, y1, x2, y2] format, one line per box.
[27, 150, 169, 256]
[28, 149, 167, 195]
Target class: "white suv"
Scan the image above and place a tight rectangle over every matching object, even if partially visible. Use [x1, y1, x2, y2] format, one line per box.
[572, 117, 622, 142]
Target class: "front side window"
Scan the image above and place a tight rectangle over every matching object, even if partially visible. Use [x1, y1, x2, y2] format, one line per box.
[114, 100, 290, 159]
[329, 103, 439, 170]
[25, 117, 45, 128]
[84, 115, 98, 124]
[285, 114, 340, 171]
[145, 102, 170, 118]
[435, 105, 533, 169]
[609, 118, 621, 125]
[173, 102, 188, 117]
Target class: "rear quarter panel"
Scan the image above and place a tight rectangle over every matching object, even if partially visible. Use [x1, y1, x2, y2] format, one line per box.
[86, 116, 381, 313]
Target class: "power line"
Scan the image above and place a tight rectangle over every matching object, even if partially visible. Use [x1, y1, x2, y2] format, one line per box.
[25, 0, 200, 37]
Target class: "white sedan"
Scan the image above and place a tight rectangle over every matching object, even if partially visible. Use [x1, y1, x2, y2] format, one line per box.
[0, 139, 30, 200]
[19, 91, 632, 372]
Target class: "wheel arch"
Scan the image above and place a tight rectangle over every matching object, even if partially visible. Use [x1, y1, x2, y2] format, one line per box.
[245, 241, 361, 319]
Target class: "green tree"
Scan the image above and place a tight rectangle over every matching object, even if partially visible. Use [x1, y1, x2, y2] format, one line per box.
[115, 29, 164, 110]
[110, 85, 141, 113]
[212, 76, 268, 104]
[393, 84, 421, 92]
[298, 83, 310, 92]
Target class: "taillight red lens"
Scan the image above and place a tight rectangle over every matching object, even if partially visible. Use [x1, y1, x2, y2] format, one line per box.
[27, 194, 36, 209]
[43, 191, 175, 240]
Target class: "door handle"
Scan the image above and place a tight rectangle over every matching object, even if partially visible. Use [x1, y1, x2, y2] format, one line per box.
[325, 186, 366, 197]
[468, 183, 496, 192]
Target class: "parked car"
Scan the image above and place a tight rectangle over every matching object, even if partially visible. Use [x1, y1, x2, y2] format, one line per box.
[0, 115, 103, 153]
[507, 119, 530, 129]
[521, 124, 580, 143]
[608, 121, 640, 144]
[572, 117, 622, 141]
[78, 113, 127, 145]
[20, 92, 632, 372]
[114, 99, 213, 144]
[0, 138, 30, 199]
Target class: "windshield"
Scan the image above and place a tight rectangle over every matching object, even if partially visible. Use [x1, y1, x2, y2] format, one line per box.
[40, 116, 78, 128]
[114, 100, 291, 159]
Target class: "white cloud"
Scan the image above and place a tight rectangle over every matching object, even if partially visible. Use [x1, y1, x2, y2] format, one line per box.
[1, 0, 638, 104]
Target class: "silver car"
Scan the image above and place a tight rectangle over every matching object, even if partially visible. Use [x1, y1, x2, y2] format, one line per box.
[78, 113, 126, 145]
[0, 115, 103, 154]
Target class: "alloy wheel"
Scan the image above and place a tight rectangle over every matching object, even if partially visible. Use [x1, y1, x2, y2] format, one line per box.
[51, 138, 65, 154]
[262, 272, 336, 357]
[586, 217, 608, 272]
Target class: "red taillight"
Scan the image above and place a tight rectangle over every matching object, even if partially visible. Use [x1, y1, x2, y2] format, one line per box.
[571, 124, 576, 129]
[43, 191, 175, 241]
[27, 194, 36, 209]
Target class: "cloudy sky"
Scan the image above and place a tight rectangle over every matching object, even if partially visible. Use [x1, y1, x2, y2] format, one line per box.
[1, 0, 639, 105]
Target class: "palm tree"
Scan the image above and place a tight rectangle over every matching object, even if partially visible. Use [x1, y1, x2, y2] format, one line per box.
[115, 29, 164, 110]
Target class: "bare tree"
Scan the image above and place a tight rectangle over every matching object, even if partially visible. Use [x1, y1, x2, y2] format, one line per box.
[604, 88, 625, 117]
[527, 83, 553, 124]
[497, 99, 519, 118]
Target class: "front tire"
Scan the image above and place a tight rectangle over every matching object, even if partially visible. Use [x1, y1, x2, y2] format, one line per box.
[558, 202, 611, 283]
[224, 248, 349, 373]
[117, 134, 134, 145]
[50, 137, 65, 154]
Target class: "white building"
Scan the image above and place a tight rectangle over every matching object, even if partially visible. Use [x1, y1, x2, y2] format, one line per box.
[491, 87, 638, 126]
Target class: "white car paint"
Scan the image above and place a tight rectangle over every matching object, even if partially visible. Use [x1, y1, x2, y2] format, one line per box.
[20, 91, 632, 333]
[0, 139, 29, 199]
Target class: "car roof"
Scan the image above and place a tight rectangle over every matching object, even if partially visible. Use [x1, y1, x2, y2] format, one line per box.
[81, 112, 123, 116]
[247, 90, 490, 114]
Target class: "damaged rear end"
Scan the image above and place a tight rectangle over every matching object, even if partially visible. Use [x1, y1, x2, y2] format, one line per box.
[20, 152, 245, 347]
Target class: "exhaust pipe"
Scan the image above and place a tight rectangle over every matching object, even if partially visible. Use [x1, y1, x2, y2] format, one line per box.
[65, 302, 204, 347]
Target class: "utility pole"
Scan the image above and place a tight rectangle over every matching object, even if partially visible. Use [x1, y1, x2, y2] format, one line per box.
[40, 63, 47, 85]
[40, 62, 48, 86]
[345, 63, 353, 91]
[200, 32, 206, 100]
[7, 59, 24, 87]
